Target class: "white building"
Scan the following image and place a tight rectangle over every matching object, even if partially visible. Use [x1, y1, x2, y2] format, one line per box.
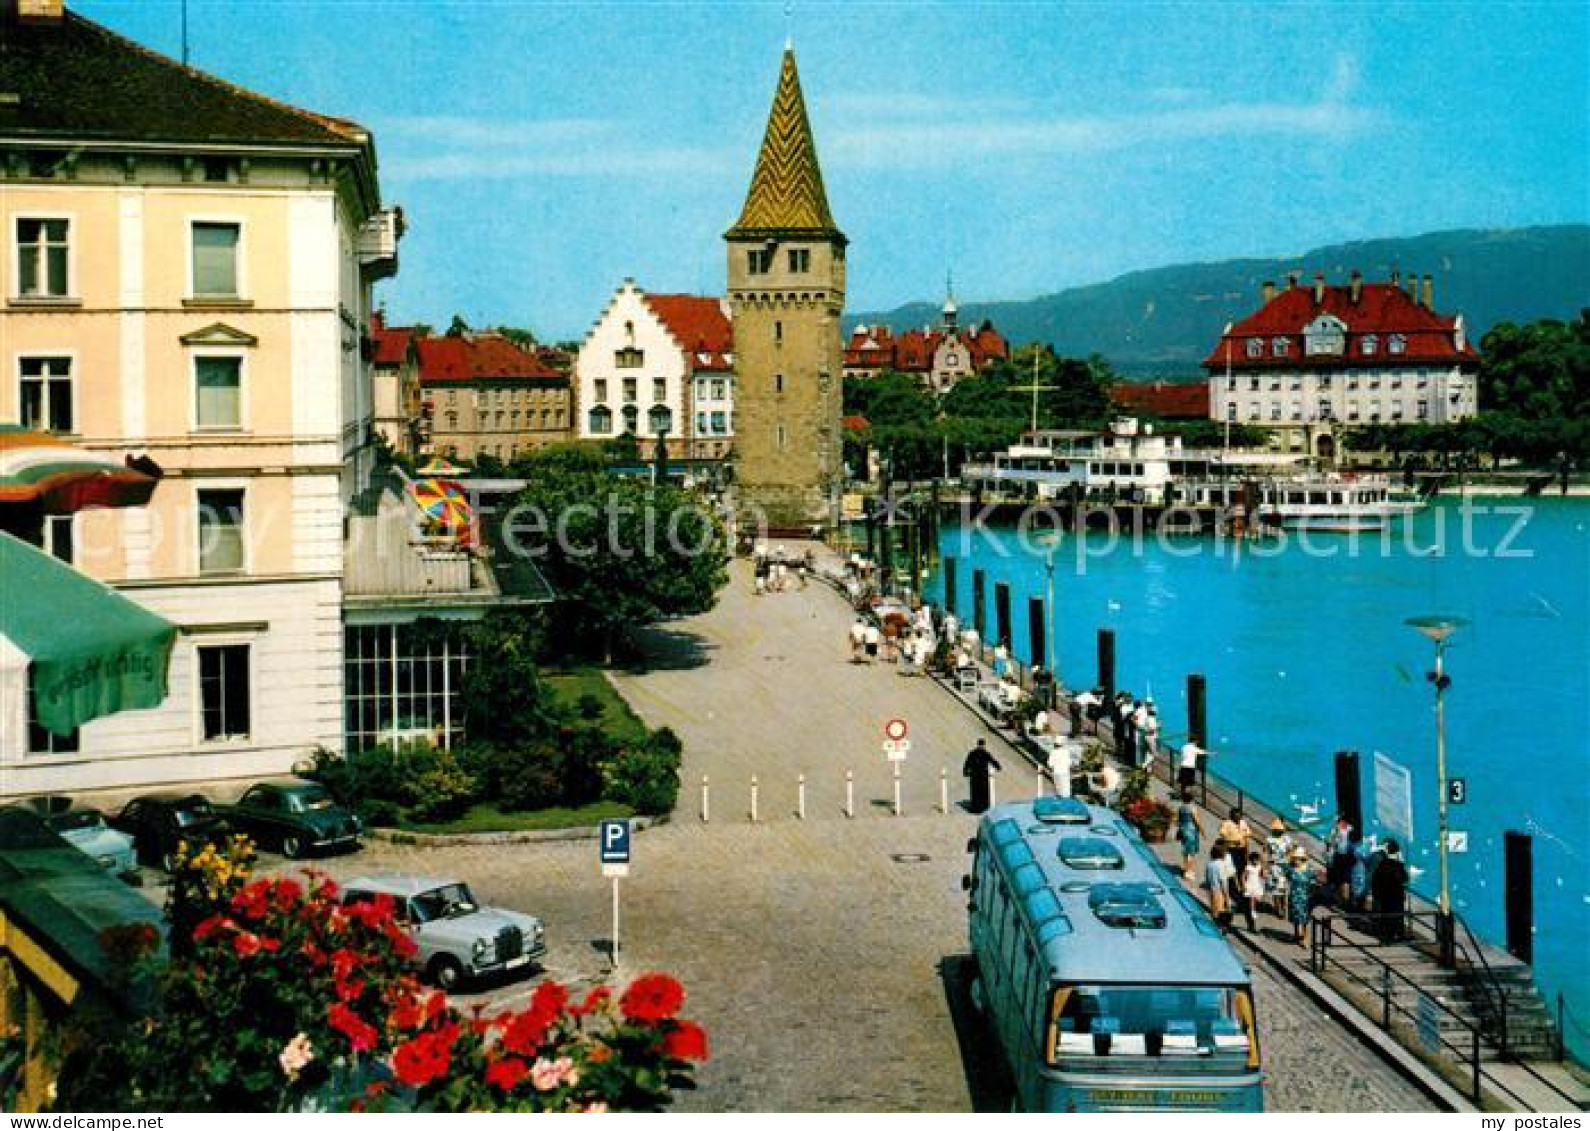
[1205, 272, 1479, 463]
[575, 280, 734, 461]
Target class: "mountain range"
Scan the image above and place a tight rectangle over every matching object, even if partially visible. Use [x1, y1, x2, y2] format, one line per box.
[851, 225, 1590, 379]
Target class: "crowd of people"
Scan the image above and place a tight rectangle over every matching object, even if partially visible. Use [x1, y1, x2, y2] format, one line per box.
[752, 543, 814, 596]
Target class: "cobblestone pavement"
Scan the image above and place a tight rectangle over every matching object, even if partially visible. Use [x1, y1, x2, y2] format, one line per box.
[303, 557, 1435, 1112]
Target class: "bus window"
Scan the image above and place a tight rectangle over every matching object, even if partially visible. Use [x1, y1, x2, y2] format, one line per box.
[1050, 985, 1258, 1067]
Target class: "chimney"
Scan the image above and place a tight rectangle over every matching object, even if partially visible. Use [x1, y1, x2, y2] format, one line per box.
[1349, 271, 1362, 304]
[1261, 280, 1276, 304]
[1421, 274, 1433, 309]
[15, 0, 65, 20]
[1312, 273, 1325, 304]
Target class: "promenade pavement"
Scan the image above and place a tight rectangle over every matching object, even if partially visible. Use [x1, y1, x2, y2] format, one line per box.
[306, 554, 1438, 1111]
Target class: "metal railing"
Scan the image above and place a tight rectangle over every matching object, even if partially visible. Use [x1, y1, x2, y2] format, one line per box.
[1452, 911, 1511, 1058]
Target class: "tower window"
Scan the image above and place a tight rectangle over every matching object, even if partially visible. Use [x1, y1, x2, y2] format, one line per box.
[747, 248, 774, 275]
[776, 424, 787, 449]
[788, 248, 810, 273]
[774, 321, 783, 343]
[775, 373, 784, 394]
[615, 347, 644, 368]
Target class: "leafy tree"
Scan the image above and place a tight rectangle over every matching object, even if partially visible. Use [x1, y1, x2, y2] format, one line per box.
[444, 314, 471, 338]
[1478, 315, 1590, 420]
[505, 466, 728, 660]
[459, 611, 561, 748]
[495, 325, 538, 350]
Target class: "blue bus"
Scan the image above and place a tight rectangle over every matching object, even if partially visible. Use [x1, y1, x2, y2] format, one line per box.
[965, 796, 1263, 1112]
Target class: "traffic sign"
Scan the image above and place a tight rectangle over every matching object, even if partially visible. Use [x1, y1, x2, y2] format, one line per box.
[1448, 778, 1467, 806]
[884, 718, 909, 741]
[1446, 830, 1469, 854]
[600, 819, 631, 874]
[883, 738, 911, 762]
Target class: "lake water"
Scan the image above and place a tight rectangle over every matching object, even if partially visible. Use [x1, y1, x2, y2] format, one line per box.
[925, 496, 1590, 1056]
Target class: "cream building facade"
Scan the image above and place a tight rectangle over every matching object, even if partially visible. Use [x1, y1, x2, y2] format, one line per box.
[0, 1, 401, 796]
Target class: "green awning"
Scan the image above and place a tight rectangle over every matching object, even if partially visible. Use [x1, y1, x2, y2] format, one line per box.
[1, 532, 176, 735]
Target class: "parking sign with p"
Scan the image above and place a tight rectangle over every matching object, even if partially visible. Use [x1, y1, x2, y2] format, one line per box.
[600, 819, 631, 877]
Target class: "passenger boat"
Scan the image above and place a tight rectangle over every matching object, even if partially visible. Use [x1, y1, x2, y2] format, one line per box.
[1180, 474, 1424, 532]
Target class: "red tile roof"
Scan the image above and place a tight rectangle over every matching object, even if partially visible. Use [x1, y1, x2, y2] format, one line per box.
[370, 322, 413, 367]
[1109, 381, 1210, 419]
[645, 294, 733, 372]
[844, 319, 1010, 373]
[417, 333, 566, 386]
[1203, 281, 1477, 371]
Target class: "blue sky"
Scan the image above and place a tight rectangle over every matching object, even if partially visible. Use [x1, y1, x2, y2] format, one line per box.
[80, 1, 1589, 341]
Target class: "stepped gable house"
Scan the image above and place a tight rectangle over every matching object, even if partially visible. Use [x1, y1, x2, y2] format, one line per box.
[575, 281, 735, 461]
[1205, 271, 1478, 461]
[724, 48, 846, 528]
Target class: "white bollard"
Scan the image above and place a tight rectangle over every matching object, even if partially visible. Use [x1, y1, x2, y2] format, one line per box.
[701, 774, 710, 823]
[940, 768, 949, 815]
[845, 770, 855, 819]
[989, 770, 998, 809]
[750, 774, 759, 823]
[797, 773, 807, 820]
[893, 762, 903, 817]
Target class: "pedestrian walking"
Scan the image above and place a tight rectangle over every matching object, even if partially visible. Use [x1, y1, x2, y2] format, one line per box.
[848, 618, 867, 663]
[1177, 740, 1203, 791]
[1371, 839, 1410, 941]
[962, 739, 1002, 814]
[1325, 815, 1355, 905]
[1285, 847, 1317, 947]
[863, 621, 881, 663]
[1348, 830, 1371, 911]
[1265, 818, 1294, 918]
[1204, 844, 1232, 928]
[1175, 788, 1203, 880]
[1218, 807, 1252, 858]
[1240, 850, 1266, 932]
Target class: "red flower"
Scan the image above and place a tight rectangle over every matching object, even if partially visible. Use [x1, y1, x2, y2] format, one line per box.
[619, 973, 686, 1023]
[328, 1002, 378, 1053]
[232, 931, 263, 958]
[192, 915, 229, 943]
[391, 989, 446, 1031]
[232, 880, 271, 921]
[530, 980, 569, 1018]
[330, 948, 360, 982]
[335, 976, 367, 1003]
[391, 1025, 456, 1089]
[499, 1008, 552, 1057]
[571, 986, 612, 1017]
[660, 1020, 709, 1062]
[485, 1056, 528, 1092]
[271, 877, 304, 911]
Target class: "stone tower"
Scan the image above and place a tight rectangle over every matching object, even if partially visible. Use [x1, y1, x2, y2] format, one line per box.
[725, 48, 846, 530]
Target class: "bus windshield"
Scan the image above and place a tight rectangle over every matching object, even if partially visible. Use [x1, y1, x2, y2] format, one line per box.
[1050, 985, 1259, 1069]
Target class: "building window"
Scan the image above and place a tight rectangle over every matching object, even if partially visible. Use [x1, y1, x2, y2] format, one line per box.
[1271, 337, 1289, 357]
[711, 411, 727, 434]
[1245, 338, 1262, 359]
[653, 377, 667, 402]
[696, 411, 709, 435]
[621, 405, 639, 434]
[1389, 334, 1406, 355]
[712, 379, 726, 400]
[19, 356, 73, 432]
[747, 248, 773, 275]
[197, 488, 245, 575]
[194, 356, 242, 430]
[191, 221, 241, 297]
[43, 514, 74, 565]
[15, 217, 70, 298]
[594, 378, 608, 402]
[202, 156, 234, 183]
[1270, 404, 1282, 420]
[776, 424, 787, 448]
[27, 674, 80, 755]
[622, 377, 637, 403]
[1248, 376, 1260, 392]
[445, 411, 458, 429]
[649, 405, 673, 434]
[1226, 403, 1237, 422]
[1417, 400, 1429, 420]
[587, 406, 612, 434]
[1318, 399, 1333, 420]
[1304, 315, 1346, 356]
[774, 321, 783, 343]
[615, 347, 644, 368]
[1361, 334, 1378, 355]
[198, 643, 251, 742]
[1289, 375, 1302, 391]
[343, 622, 472, 753]
[787, 248, 810, 273]
[1248, 405, 1260, 421]
[1290, 403, 1302, 421]
[1226, 375, 1236, 392]
[775, 373, 785, 394]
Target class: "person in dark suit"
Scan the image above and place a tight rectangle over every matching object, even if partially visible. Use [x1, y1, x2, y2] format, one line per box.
[962, 739, 1003, 814]
[1371, 839, 1410, 941]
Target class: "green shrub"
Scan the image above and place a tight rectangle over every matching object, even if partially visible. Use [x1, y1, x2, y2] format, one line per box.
[399, 746, 479, 822]
[605, 727, 682, 816]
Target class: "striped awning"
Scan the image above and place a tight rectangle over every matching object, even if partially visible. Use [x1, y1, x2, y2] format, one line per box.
[0, 425, 161, 514]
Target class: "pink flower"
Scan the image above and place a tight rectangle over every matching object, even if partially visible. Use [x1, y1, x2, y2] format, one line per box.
[529, 1056, 578, 1092]
[278, 1033, 315, 1081]
[582, 1102, 609, 1113]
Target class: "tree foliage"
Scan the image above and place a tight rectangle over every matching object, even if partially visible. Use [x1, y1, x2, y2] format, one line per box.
[1478, 315, 1590, 420]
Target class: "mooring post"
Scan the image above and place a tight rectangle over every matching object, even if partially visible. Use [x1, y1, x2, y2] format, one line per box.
[701, 774, 710, 823]
[845, 770, 854, 819]
[797, 773, 807, 821]
[750, 774, 759, 823]
[939, 768, 949, 815]
[1505, 830, 1533, 965]
[1097, 627, 1116, 701]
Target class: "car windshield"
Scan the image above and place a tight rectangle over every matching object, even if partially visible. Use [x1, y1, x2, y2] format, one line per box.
[48, 811, 105, 833]
[410, 883, 479, 923]
[175, 801, 215, 827]
[288, 788, 336, 813]
[1052, 984, 1259, 1069]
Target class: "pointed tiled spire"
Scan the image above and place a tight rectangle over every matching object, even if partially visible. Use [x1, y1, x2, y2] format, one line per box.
[727, 49, 842, 240]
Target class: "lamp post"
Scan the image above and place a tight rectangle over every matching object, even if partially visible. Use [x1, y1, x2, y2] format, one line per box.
[1037, 530, 1059, 689]
[1406, 614, 1467, 967]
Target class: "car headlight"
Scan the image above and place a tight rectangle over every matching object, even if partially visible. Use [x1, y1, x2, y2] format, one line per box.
[97, 854, 115, 869]
[472, 939, 488, 960]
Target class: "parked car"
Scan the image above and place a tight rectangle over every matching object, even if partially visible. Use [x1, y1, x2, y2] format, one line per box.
[224, 780, 361, 858]
[41, 807, 138, 877]
[340, 874, 546, 990]
[110, 793, 226, 871]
